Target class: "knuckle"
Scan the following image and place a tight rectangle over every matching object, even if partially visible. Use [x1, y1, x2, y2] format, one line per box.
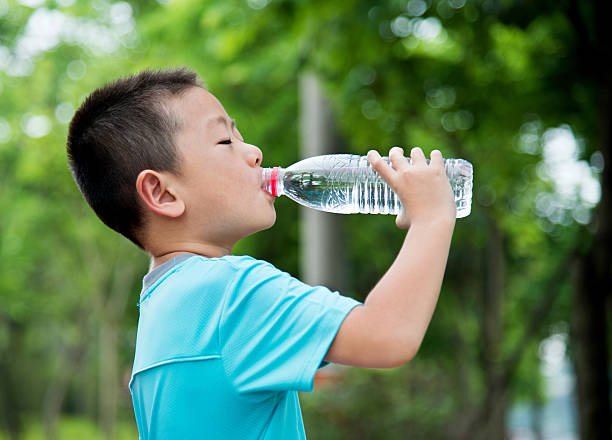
[398, 168, 412, 180]
[373, 158, 385, 170]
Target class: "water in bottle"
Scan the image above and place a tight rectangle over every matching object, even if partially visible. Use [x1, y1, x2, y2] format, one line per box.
[261, 154, 473, 218]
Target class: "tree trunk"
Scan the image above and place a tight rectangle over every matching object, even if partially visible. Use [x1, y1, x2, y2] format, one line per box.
[570, 0, 612, 435]
[571, 251, 611, 440]
[454, 215, 507, 440]
[99, 321, 119, 440]
[298, 72, 346, 292]
[42, 338, 88, 440]
[570, 60, 612, 440]
[98, 256, 139, 440]
[480, 217, 508, 439]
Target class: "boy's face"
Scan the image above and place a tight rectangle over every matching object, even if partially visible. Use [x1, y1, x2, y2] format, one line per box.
[169, 87, 276, 248]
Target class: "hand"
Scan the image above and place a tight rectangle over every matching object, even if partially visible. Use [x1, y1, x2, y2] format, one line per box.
[367, 147, 456, 229]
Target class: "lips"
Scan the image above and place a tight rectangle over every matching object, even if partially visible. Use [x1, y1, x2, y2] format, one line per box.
[260, 167, 274, 195]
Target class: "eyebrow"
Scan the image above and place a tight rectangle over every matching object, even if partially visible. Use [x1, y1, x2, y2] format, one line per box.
[207, 115, 236, 130]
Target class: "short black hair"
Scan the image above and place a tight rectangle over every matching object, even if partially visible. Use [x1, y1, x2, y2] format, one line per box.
[67, 68, 203, 249]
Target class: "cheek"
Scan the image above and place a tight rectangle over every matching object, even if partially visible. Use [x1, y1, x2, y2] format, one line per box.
[188, 164, 255, 212]
[184, 173, 226, 211]
[233, 171, 255, 196]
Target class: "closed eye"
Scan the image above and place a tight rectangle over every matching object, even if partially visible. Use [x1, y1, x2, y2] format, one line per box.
[234, 127, 244, 142]
[218, 139, 232, 145]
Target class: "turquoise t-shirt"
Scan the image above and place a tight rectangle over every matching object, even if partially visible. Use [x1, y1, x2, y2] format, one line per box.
[129, 254, 361, 439]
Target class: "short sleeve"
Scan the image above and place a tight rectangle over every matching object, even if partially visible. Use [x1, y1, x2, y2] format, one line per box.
[219, 259, 360, 395]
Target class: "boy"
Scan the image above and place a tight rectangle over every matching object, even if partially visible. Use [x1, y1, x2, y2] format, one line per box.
[66, 68, 456, 439]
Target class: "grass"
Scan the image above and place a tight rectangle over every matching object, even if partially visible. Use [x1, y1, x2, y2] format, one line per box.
[0, 416, 138, 440]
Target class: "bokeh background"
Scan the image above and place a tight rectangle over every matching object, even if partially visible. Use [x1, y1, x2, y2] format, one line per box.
[1, 0, 610, 439]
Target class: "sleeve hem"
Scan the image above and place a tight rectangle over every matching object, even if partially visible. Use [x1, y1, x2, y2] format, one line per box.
[297, 300, 361, 392]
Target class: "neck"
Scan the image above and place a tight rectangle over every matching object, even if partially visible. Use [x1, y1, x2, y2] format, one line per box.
[149, 242, 233, 270]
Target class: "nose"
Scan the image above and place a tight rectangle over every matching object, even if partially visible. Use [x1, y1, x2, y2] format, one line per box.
[247, 143, 263, 167]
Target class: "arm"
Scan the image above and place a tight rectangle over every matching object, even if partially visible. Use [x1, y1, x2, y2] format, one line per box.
[324, 147, 456, 368]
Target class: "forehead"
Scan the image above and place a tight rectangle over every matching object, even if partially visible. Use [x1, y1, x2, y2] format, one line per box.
[169, 87, 229, 129]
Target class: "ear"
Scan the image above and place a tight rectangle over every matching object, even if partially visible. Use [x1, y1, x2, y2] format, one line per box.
[136, 170, 185, 218]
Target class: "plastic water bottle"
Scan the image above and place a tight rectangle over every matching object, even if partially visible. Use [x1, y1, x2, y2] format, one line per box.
[262, 154, 473, 218]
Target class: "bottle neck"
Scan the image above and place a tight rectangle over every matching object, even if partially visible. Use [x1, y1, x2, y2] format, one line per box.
[261, 167, 285, 197]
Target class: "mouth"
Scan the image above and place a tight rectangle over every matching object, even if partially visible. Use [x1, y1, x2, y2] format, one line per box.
[261, 167, 280, 197]
[263, 187, 275, 201]
[260, 167, 274, 196]
[258, 170, 273, 198]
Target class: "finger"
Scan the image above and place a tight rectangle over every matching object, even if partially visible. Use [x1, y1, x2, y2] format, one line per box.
[430, 149, 444, 168]
[389, 146, 409, 171]
[410, 147, 426, 165]
[368, 149, 396, 182]
[367, 149, 381, 164]
[396, 213, 410, 230]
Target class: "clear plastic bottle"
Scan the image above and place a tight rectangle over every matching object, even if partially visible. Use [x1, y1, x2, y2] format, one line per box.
[262, 154, 473, 218]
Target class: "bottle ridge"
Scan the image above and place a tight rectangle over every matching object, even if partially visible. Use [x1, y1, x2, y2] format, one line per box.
[262, 154, 473, 218]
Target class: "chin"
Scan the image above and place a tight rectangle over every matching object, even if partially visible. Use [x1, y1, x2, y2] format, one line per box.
[247, 209, 276, 235]
[263, 209, 277, 230]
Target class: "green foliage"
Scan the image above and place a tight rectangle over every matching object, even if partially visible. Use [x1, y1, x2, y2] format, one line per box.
[303, 367, 456, 439]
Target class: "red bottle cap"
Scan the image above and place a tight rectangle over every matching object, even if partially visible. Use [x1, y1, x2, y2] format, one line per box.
[271, 167, 279, 197]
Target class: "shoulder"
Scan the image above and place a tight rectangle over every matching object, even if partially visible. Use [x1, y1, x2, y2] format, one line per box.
[179, 255, 285, 286]
[183, 254, 273, 269]
[177, 254, 271, 273]
[215, 255, 283, 277]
